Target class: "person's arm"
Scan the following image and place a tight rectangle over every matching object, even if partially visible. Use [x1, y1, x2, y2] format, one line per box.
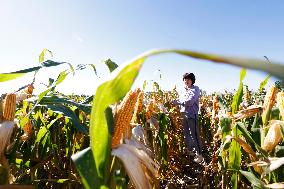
[180, 87, 200, 107]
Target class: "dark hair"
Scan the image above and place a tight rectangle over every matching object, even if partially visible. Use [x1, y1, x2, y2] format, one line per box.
[183, 73, 195, 84]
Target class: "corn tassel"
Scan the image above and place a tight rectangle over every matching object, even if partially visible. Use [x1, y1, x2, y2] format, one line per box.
[262, 85, 278, 125]
[3, 94, 16, 121]
[112, 88, 140, 148]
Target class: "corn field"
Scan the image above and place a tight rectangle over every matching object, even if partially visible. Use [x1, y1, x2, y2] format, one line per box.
[0, 49, 284, 189]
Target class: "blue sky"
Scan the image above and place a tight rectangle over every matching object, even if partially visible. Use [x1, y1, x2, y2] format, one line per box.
[1, 1, 284, 95]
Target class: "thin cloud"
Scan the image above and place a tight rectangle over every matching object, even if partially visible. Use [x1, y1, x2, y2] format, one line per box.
[72, 33, 84, 43]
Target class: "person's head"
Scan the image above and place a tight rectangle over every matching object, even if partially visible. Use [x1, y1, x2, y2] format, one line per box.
[183, 73, 195, 87]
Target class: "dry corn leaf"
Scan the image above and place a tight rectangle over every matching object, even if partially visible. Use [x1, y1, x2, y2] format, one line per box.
[233, 105, 262, 120]
[232, 137, 257, 159]
[262, 157, 284, 176]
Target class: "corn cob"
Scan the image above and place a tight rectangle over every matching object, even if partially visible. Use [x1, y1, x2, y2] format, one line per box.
[23, 121, 33, 137]
[242, 85, 250, 107]
[3, 94, 17, 121]
[145, 100, 154, 120]
[112, 88, 140, 148]
[135, 91, 144, 122]
[211, 96, 219, 125]
[262, 121, 282, 152]
[277, 92, 284, 119]
[26, 84, 34, 95]
[262, 85, 278, 125]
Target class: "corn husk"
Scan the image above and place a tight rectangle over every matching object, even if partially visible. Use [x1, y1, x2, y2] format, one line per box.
[262, 120, 283, 152]
[265, 182, 284, 188]
[262, 85, 278, 125]
[233, 105, 262, 120]
[251, 157, 284, 176]
[111, 140, 159, 189]
[0, 121, 14, 156]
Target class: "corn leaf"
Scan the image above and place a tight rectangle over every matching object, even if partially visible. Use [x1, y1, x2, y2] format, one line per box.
[39, 95, 91, 114]
[229, 125, 242, 189]
[88, 49, 284, 188]
[236, 122, 268, 157]
[0, 60, 67, 82]
[90, 57, 145, 187]
[231, 68, 246, 114]
[259, 75, 271, 93]
[39, 48, 53, 63]
[71, 147, 98, 189]
[104, 59, 118, 73]
[0, 73, 25, 82]
[240, 170, 267, 188]
[46, 105, 88, 134]
[89, 64, 98, 76]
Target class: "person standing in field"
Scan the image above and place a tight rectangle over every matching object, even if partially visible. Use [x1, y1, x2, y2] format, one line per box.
[173, 72, 203, 163]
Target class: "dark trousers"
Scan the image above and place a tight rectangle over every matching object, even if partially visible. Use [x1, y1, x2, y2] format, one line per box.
[182, 114, 202, 154]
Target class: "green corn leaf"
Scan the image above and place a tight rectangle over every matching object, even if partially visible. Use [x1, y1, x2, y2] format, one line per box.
[36, 117, 61, 143]
[0, 60, 67, 82]
[39, 95, 91, 114]
[39, 48, 53, 63]
[231, 68, 246, 114]
[104, 59, 119, 73]
[259, 75, 271, 93]
[88, 49, 284, 188]
[236, 122, 268, 157]
[89, 64, 98, 76]
[240, 170, 267, 188]
[46, 105, 88, 134]
[72, 147, 98, 189]
[90, 57, 145, 187]
[229, 125, 242, 188]
[0, 73, 25, 82]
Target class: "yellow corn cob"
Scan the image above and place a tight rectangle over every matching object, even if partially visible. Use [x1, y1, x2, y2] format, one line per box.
[23, 121, 33, 137]
[277, 92, 284, 119]
[3, 94, 16, 121]
[262, 121, 282, 152]
[262, 85, 278, 125]
[243, 85, 250, 106]
[135, 91, 144, 122]
[145, 100, 154, 120]
[25, 84, 34, 98]
[112, 88, 140, 148]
